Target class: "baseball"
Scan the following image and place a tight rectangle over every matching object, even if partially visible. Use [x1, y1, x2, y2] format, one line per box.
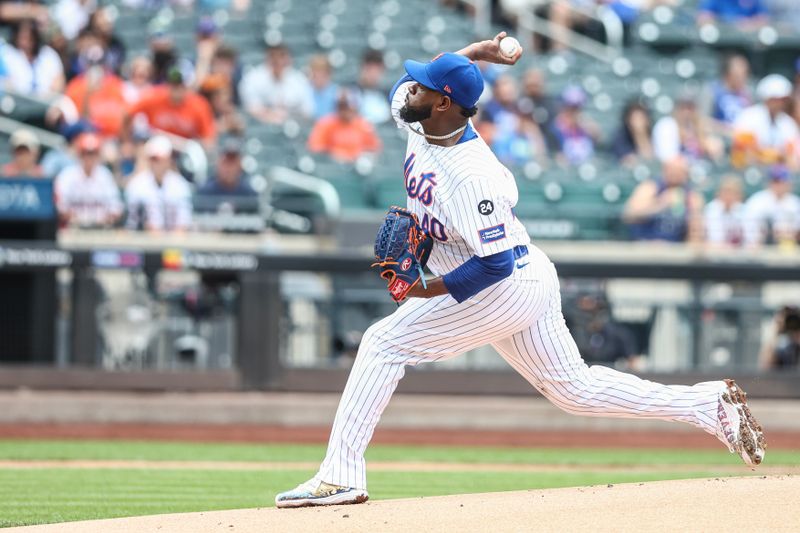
[499, 36, 521, 58]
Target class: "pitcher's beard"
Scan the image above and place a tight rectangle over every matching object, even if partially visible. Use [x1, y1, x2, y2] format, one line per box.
[399, 102, 433, 123]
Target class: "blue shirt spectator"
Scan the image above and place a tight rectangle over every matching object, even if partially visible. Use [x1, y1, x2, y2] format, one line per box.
[550, 86, 599, 166]
[198, 137, 257, 198]
[711, 55, 753, 125]
[308, 54, 339, 120]
[623, 157, 706, 243]
[699, 0, 767, 24]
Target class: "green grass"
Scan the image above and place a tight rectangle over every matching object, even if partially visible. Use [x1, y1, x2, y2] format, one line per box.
[0, 440, 797, 466]
[0, 439, 797, 527]
[0, 467, 730, 528]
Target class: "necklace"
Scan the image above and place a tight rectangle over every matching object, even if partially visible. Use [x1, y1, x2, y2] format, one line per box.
[408, 123, 468, 140]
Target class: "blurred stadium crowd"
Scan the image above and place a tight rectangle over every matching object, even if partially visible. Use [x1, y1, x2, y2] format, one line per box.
[0, 0, 798, 246]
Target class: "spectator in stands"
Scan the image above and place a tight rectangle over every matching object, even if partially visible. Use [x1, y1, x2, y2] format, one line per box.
[199, 73, 245, 137]
[1, 129, 43, 178]
[307, 87, 382, 163]
[199, 136, 256, 197]
[308, 54, 338, 120]
[479, 75, 519, 141]
[710, 54, 753, 128]
[203, 45, 241, 105]
[41, 120, 94, 178]
[567, 292, 639, 368]
[517, 68, 557, 134]
[550, 85, 600, 166]
[759, 305, 800, 369]
[653, 95, 723, 163]
[742, 165, 800, 246]
[64, 46, 128, 138]
[125, 68, 217, 149]
[68, 27, 105, 78]
[85, 6, 126, 74]
[192, 16, 220, 91]
[356, 49, 390, 124]
[704, 175, 745, 247]
[54, 132, 123, 228]
[239, 43, 314, 124]
[698, 0, 768, 28]
[611, 100, 654, 165]
[125, 135, 192, 232]
[733, 74, 799, 169]
[1, 19, 64, 97]
[479, 75, 546, 165]
[148, 19, 193, 85]
[623, 156, 705, 242]
[122, 56, 154, 104]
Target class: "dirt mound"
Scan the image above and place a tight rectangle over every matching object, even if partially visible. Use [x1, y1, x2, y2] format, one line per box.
[8, 476, 796, 533]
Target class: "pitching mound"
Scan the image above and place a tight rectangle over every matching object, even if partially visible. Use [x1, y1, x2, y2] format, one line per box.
[9, 476, 796, 532]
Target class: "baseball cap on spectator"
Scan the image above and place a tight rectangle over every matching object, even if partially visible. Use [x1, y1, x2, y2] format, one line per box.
[403, 52, 484, 110]
[197, 16, 217, 37]
[10, 129, 40, 152]
[76, 133, 101, 153]
[768, 165, 791, 182]
[166, 66, 184, 85]
[145, 135, 173, 159]
[561, 85, 586, 108]
[61, 120, 96, 144]
[756, 74, 792, 100]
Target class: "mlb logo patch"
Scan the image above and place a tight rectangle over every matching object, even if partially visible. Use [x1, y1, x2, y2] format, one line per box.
[478, 224, 506, 243]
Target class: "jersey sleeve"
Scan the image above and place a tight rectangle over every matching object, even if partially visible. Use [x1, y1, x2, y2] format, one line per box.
[389, 74, 415, 131]
[444, 177, 516, 257]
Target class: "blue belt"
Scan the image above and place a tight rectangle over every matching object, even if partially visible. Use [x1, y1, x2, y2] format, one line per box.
[513, 245, 529, 259]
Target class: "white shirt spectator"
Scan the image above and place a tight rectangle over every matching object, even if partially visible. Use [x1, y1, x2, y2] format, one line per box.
[1, 44, 64, 98]
[238, 64, 314, 119]
[125, 169, 192, 231]
[54, 164, 123, 227]
[704, 199, 745, 246]
[743, 189, 800, 245]
[733, 104, 799, 150]
[652, 115, 680, 162]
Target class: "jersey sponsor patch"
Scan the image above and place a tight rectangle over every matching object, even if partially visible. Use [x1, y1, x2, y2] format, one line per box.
[478, 199, 494, 215]
[478, 224, 506, 243]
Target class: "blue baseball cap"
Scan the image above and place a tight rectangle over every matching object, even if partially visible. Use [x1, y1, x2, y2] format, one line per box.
[403, 53, 484, 110]
[768, 165, 791, 182]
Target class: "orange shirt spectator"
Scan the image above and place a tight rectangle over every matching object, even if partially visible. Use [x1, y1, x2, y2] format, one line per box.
[127, 69, 216, 146]
[65, 67, 128, 138]
[308, 89, 381, 162]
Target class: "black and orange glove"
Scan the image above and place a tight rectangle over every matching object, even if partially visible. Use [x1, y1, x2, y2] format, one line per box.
[372, 206, 434, 302]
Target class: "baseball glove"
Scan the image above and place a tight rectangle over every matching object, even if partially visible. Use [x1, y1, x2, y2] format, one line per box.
[372, 206, 434, 303]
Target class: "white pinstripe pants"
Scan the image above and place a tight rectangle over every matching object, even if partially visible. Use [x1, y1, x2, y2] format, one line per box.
[316, 246, 723, 490]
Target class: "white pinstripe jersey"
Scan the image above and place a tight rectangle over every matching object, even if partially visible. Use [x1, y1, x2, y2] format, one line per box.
[390, 80, 531, 277]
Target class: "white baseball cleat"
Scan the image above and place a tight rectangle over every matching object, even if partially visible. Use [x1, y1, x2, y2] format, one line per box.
[715, 379, 766, 467]
[275, 477, 369, 508]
